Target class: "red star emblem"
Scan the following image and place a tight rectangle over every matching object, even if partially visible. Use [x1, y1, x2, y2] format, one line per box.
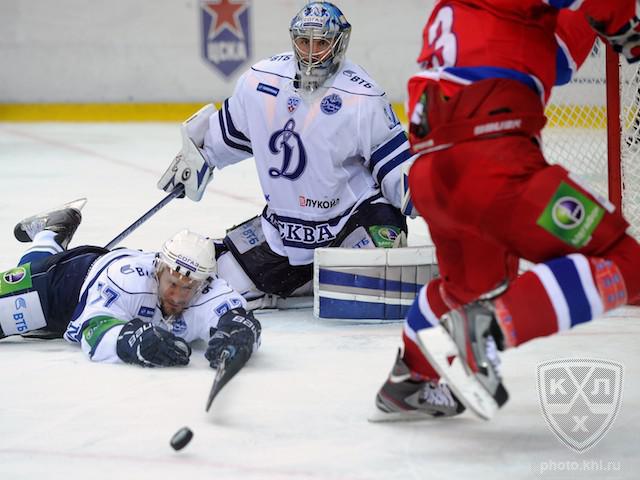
[202, 0, 248, 39]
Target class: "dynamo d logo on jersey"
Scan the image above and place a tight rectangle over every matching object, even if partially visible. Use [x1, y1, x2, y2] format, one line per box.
[269, 119, 307, 180]
[536, 358, 623, 453]
[200, 0, 252, 79]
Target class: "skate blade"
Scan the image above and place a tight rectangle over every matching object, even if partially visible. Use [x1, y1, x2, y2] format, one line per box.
[63, 198, 88, 212]
[21, 198, 88, 223]
[367, 407, 441, 423]
[417, 326, 498, 420]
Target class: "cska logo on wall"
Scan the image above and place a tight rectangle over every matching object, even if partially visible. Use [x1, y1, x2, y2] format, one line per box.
[200, 0, 252, 79]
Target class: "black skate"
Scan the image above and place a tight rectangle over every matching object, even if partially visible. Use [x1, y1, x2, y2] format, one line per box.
[369, 350, 465, 422]
[416, 300, 509, 420]
[14, 198, 86, 249]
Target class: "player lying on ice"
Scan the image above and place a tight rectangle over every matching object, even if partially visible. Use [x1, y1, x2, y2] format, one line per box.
[371, 1, 640, 421]
[157, 2, 415, 307]
[0, 200, 261, 370]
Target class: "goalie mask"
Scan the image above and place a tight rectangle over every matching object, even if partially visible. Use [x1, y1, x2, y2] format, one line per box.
[290, 2, 351, 92]
[155, 229, 217, 320]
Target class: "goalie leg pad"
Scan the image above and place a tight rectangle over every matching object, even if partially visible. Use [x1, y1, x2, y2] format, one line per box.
[216, 251, 263, 300]
[314, 246, 438, 320]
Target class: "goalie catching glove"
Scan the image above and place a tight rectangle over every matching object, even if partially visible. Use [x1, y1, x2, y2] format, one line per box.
[158, 104, 215, 201]
[116, 318, 191, 367]
[205, 308, 261, 368]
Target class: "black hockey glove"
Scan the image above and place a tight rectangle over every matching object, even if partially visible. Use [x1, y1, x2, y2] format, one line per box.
[205, 308, 261, 368]
[116, 318, 191, 367]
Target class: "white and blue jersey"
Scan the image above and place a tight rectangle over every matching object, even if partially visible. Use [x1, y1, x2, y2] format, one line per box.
[64, 249, 246, 363]
[202, 53, 414, 265]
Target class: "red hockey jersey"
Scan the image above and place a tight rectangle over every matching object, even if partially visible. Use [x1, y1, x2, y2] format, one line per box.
[415, 0, 626, 100]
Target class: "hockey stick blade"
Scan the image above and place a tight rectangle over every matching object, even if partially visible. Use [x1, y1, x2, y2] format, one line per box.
[205, 347, 249, 412]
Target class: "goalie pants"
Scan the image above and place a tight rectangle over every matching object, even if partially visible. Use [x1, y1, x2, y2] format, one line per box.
[222, 196, 406, 298]
[403, 134, 640, 378]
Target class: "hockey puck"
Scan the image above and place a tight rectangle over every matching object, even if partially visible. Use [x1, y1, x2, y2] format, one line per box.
[170, 427, 193, 451]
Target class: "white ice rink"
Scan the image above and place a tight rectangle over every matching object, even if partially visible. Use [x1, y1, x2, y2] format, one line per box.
[1, 123, 639, 480]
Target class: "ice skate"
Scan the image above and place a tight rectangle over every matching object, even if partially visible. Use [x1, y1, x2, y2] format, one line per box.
[14, 198, 86, 249]
[416, 300, 509, 420]
[369, 349, 465, 422]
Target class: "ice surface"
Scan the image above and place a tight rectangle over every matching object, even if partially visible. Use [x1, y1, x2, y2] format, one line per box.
[0, 123, 638, 480]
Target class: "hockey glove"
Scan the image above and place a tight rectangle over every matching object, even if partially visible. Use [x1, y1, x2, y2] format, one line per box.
[587, 5, 640, 64]
[205, 308, 262, 368]
[116, 318, 191, 367]
[158, 104, 215, 201]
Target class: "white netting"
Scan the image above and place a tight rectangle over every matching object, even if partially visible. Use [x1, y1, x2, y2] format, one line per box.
[543, 39, 640, 239]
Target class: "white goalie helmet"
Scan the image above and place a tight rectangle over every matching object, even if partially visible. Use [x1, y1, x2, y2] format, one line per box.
[289, 2, 351, 92]
[156, 229, 217, 282]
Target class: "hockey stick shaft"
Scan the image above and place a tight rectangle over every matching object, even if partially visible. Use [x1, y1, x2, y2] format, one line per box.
[205, 347, 249, 412]
[104, 185, 184, 249]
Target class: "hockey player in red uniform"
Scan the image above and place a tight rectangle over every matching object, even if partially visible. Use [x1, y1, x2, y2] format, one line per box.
[371, 1, 640, 421]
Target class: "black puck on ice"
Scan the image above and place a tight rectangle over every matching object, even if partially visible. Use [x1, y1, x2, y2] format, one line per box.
[170, 427, 193, 451]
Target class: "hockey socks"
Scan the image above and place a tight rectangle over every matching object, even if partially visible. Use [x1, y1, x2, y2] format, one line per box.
[495, 254, 627, 347]
[401, 280, 451, 380]
[18, 230, 64, 265]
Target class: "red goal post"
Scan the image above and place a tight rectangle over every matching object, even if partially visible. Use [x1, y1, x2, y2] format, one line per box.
[543, 41, 640, 239]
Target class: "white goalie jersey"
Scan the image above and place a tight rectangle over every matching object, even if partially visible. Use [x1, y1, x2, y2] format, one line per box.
[201, 53, 414, 265]
[63, 249, 246, 363]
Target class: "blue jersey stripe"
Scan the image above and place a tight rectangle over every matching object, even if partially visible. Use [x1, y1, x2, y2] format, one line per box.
[376, 149, 412, 185]
[545, 0, 580, 9]
[282, 238, 335, 249]
[555, 47, 573, 86]
[250, 66, 294, 81]
[370, 131, 408, 170]
[223, 98, 250, 142]
[444, 66, 541, 95]
[218, 109, 253, 154]
[265, 198, 364, 228]
[546, 257, 592, 327]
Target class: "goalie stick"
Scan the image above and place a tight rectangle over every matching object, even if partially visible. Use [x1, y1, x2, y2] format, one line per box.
[104, 184, 185, 249]
[205, 347, 250, 412]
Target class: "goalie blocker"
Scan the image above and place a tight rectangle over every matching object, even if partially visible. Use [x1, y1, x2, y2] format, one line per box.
[314, 246, 438, 321]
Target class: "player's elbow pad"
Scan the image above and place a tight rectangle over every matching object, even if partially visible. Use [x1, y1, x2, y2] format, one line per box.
[80, 316, 128, 363]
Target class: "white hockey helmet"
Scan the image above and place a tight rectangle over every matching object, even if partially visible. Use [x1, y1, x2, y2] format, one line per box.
[156, 229, 217, 282]
[289, 2, 351, 92]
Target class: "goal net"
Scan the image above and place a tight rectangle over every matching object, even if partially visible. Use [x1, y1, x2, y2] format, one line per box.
[543, 40, 640, 239]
